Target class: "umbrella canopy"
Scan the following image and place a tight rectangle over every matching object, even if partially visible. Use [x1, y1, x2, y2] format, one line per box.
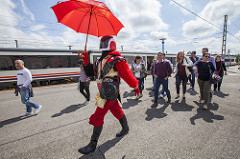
[51, 0, 124, 37]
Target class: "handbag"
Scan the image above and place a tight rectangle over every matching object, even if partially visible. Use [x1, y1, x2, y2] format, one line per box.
[100, 76, 119, 101]
[141, 64, 148, 78]
[216, 61, 222, 75]
[208, 62, 222, 84]
[210, 74, 222, 84]
[186, 58, 193, 73]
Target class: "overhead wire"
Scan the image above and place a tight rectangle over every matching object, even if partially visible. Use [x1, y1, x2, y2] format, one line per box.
[171, 0, 240, 41]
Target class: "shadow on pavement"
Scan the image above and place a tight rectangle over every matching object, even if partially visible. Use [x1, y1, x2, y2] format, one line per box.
[186, 88, 199, 96]
[79, 137, 124, 159]
[146, 87, 154, 97]
[122, 99, 142, 109]
[122, 90, 134, 98]
[193, 101, 219, 111]
[148, 90, 155, 97]
[145, 103, 169, 121]
[171, 99, 194, 112]
[146, 87, 154, 91]
[52, 102, 87, 118]
[190, 101, 224, 125]
[0, 115, 36, 128]
[214, 91, 229, 98]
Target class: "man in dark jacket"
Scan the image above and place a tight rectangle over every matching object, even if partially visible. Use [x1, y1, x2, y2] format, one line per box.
[151, 52, 172, 107]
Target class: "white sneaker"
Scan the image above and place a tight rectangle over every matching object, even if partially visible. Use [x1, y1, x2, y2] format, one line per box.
[83, 101, 89, 105]
[21, 111, 33, 117]
[34, 105, 42, 115]
[135, 95, 140, 100]
[203, 104, 208, 109]
[158, 94, 163, 98]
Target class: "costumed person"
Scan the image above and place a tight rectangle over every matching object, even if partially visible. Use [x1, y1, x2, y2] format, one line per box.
[78, 35, 140, 154]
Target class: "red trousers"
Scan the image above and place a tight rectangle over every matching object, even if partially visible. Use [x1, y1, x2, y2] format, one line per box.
[89, 100, 124, 127]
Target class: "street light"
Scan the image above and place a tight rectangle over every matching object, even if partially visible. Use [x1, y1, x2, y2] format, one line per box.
[159, 38, 167, 53]
[121, 45, 123, 51]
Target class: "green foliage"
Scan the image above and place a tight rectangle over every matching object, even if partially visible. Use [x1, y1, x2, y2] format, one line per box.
[235, 54, 240, 63]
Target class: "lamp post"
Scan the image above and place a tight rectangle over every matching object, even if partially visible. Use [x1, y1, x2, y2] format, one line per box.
[67, 45, 72, 50]
[15, 40, 19, 48]
[159, 38, 166, 53]
[121, 45, 123, 51]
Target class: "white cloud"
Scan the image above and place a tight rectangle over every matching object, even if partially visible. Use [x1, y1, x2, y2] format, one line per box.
[181, 0, 240, 55]
[150, 31, 168, 40]
[235, 31, 240, 38]
[0, 0, 78, 49]
[1, 0, 239, 54]
[0, 0, 18, 26]
[19, 0, 35, 21]
[183, 0, 240, 38]
[30, 24, 46, 31]
[106, 0, 168, 33]
[105, 0, 169, 52]
[169, 0, 193, 15]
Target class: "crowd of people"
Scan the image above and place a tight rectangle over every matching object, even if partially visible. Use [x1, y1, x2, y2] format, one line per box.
[14, 35, 229, 155]
[148, 47, 228, 110]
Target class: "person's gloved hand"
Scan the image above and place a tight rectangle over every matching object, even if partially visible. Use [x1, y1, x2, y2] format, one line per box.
[134, 87, 140, 96]
[78, 50, 89, 65]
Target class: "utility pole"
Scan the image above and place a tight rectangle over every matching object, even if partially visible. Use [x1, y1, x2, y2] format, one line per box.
[222, 15, 228, 59]
[15, 40, 19, 48]
[159, 38, 167, 53]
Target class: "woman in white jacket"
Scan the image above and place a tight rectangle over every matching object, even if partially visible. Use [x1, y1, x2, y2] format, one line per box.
[173, 51, 193, 99]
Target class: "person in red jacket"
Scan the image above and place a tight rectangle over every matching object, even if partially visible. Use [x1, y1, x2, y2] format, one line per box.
[78, 35, 140, 154]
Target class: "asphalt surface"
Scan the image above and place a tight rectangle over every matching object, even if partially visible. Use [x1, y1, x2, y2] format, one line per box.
[0, 66, 240, 159]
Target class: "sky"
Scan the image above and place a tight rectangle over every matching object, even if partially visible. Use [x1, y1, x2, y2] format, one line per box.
[0, 0, 240, 55]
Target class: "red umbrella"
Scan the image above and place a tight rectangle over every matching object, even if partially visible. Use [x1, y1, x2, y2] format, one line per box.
[51, 0, 124, 51]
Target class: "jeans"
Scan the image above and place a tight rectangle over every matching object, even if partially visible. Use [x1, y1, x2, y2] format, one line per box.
[154, 78, 171, 103]
[176, 75, 188, 95]
[80, 81, 90, 101]
[198, 79, 212, 105]
[188, 71, 195, 88]
[152, 75, 155, 84]
[160, 82, 170, 95]
[137, 78, 144, 94]
[20, 87, 39, 113]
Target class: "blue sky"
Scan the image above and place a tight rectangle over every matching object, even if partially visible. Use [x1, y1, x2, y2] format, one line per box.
[0, 0, 240, 55]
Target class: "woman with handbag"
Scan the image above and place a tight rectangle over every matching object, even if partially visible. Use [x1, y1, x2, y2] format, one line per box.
[214, 55, 227, 92]
[131, 55, 147, 99]
[193, 53, 216, 109]
[173, 51, 193, 99]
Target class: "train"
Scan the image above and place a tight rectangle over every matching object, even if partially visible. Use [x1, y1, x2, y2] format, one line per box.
[0, 48, 237, 90]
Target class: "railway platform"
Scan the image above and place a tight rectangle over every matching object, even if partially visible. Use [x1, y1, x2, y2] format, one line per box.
[0, 66, 239, 159]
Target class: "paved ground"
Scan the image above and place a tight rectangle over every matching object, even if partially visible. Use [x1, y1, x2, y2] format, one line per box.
[0, 66, 240, 159]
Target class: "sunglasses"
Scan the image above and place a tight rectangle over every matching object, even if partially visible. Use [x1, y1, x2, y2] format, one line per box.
[204, 56, 210, 58]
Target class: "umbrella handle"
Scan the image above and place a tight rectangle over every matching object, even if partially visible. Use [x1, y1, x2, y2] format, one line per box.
[84, 6, 93, 53]
[84, 33, 89, 52]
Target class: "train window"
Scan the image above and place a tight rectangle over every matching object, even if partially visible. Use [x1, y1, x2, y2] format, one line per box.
[0, 55, 80, 70]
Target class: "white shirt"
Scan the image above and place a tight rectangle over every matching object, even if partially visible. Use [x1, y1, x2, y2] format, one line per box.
[17, 68, 32, 87]
[163, 58, 173, 69]
[133, 63, 142, 78]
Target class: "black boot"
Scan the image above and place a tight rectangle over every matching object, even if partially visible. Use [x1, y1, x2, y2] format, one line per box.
[116, 114, 129, 137]
[78, 126, 103, 154]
